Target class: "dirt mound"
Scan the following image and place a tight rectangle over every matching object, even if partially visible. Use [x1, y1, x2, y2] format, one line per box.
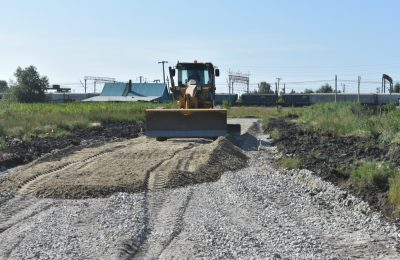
[167, 137, 249, 189]
[0, 136, 248, 199]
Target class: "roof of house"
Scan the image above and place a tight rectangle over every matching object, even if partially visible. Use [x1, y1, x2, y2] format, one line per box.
[82, 96, 160, 102]
[100, 82, 168, 98]
[101, 82, 128, 96]
[128, 83, 168, 97]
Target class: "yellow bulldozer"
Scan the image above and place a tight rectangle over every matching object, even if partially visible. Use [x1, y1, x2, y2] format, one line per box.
[145, 61, 239, 140]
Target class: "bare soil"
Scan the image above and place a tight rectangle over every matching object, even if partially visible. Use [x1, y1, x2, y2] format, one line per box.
[266, 118, 400, 218]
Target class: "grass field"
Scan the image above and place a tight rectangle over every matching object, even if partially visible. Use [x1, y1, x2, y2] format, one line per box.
[0, 102, 300, 142]
[0, 102, 176, 141]
[227, 106, 302, 127]
[299, 102, 400, 142]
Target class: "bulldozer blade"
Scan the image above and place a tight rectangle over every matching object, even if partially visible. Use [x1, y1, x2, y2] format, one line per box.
[145, 109, 227, 138]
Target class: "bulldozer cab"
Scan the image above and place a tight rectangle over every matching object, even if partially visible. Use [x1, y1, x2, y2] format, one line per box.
[179, 67, 208, 85]
[169, 62, 219, 109]
[170, 62, 219, 88]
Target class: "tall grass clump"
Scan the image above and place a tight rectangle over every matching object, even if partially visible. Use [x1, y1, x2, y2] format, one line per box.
[0, 137, 6, 150]
[270, 129, 281, 142]
[350, 161, 398, 190]
[299, 103, 365, 136]
[278, 157, 302, 169]
[389, 175, 400, 212]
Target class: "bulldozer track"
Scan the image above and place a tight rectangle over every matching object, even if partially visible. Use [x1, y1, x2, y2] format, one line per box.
[17, 148, 120, 196]
[0, 196, 53, 234]
[117, 144, 197, 259]
[155, 188, 193, 259]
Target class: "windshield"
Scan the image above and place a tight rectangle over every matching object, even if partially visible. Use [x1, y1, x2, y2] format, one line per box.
[178, 69, 210, 86]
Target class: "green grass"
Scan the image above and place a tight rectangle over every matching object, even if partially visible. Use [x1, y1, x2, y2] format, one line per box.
[270, 129, 281, 142]
[0, 137, 6, 150]
[278, 157, 302, 169]
[350, 161, 398, 190]
[0, 101, 176, 141]
[227, 106, 303, 129]
[222, 100, 232, 109]
[227, 106, 302, 119]
[299, 102, 400, 142]
[389, 175, 400, 212]
[350, 161, 400, 211]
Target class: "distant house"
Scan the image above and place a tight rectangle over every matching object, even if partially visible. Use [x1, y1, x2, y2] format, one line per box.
[83, 82, 170, 102]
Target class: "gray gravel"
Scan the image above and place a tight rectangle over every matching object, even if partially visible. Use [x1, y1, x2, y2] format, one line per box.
[0, 119, 399, 259]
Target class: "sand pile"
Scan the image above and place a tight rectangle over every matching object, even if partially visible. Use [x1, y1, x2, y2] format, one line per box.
[0, 136, 248, 199]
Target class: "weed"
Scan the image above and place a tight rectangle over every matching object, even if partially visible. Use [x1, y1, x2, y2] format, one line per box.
[278, 157, 302, 169]
[0, 137, 6, 150]
[389, 175, 400, 212]
[350, 161, 398, 190]
[222, 100, 231, 109]
[270, 129, 281, 142]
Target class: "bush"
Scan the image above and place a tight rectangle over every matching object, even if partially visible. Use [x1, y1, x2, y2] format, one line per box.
[350, 161, 398, 190]
[278, 157, 302, 169]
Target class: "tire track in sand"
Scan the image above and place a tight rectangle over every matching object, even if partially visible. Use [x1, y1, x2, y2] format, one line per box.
[117, 143, 199, 259]
[17, 147, 124, 196]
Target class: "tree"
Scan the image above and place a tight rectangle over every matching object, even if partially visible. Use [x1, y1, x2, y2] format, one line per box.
[9, 66, 49, 103]
[316, 84, 333, 93]
[304, 88, 314, 94]
[257, 81, 274, 94]
[289, 89, 296, 94]
[394, 82, 400, 93]
[0, 80, 8, 92]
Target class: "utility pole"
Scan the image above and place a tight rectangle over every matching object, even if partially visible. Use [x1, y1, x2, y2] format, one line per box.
[84, 79, 87, 93]
[139, 76, 144, 83]
[283, 83, 286, 94]
[335, 75, 337, 103]
[228, 70, 231, 94]
[275, 82, 278, 95]
[357, 76, 361, 103]
[158, 61, 168, 85]
[276, 78, 281, 93]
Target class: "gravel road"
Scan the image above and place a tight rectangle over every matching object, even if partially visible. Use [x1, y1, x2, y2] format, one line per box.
[0, 119, 399, 259]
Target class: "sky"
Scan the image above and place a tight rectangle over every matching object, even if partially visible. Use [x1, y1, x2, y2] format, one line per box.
[1, 0, 400, 94]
